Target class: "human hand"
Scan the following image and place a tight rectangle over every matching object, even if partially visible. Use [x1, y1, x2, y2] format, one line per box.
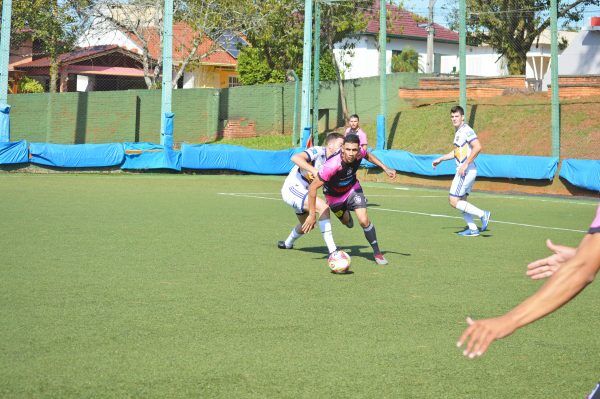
[301, 213, 317, 234]
[457, 163, 468, 176]
[456, 316, 518, 359]
[526, 239, 577, 280]
[385, 168, 397, 179]
[432, 158, 441, 169]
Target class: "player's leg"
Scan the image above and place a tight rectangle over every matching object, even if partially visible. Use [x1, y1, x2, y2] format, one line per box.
[448, 169, 487, 236]
[314, 197, 338, 254]
[279, 183, 309, 249]
[350, 191, 388, 265]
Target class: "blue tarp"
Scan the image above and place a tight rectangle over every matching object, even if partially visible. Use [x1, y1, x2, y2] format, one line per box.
[0, 140, 29, 164]
[366, 150, 558, 180]
[0, 104, 10, 142]
[560, 159, 600, 192]
[181, 144, 302, 174]
[121, 142, 181, 171]
[29, 143, 124, 167]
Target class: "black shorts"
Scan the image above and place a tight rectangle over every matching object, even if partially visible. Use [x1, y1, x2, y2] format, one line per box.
[329, 189, 367, 220]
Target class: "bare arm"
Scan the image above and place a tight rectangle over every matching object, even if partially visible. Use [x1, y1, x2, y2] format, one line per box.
[365, 152, 396, 179]
[432, 150, 455, 168]
[458, 233, 600, 358]
[291, 152, 318, 177]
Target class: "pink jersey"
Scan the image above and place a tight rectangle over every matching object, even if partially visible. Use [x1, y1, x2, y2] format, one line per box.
[590, 204, 600, 234]
[318, 147, 367, 203]
[344, 127, 368, 147]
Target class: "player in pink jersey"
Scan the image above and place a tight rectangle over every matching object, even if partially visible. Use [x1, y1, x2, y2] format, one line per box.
[344, 114, 368, 151]
[302, 134, 396, 265]
[458, 204, 600, 376]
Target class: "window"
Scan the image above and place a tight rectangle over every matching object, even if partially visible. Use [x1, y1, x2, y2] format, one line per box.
[228, 76, 240, 88]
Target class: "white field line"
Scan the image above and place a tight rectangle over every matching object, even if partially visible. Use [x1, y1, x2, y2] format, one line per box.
[218, 192, 588, 234]
[361, 184, 599, 206]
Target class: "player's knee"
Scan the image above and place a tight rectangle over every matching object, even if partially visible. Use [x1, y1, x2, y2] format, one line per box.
[357, 215, 370, 227]
[449, 196, 459, 207]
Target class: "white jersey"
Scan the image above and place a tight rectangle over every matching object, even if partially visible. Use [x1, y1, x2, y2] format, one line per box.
[453, 123, 478, 168]
[284, 146, 330, 189]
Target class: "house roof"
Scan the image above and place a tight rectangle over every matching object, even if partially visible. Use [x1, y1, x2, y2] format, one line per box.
[130, 22, 239, 66]
[364, 1, 459, 43]
[15, 45, 143, 68]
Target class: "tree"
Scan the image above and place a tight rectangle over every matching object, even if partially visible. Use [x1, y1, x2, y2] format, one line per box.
[391, 47, 419, 73]
[319, 0, 374, 122]
[10, 0, 90, 93]
[445, 0, 600, 75]
[239, 0, 375, 121]
[83, 0, 268, 88]
[237, 1, 305, 85]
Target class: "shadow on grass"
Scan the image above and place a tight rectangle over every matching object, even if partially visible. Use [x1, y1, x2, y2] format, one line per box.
[296, 245, 411, 260]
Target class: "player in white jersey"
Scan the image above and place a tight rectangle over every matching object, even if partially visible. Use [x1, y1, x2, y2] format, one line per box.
[432, 105, 491, 237]
[278, 133, 345, 254]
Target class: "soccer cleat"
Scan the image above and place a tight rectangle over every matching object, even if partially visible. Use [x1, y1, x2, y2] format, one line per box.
[481, 210, 491, 232]
[374, 253, 388, 265]
[345, 211, 354, 228]
[457, 228, 480, 237]
[277, 241, 293, 249]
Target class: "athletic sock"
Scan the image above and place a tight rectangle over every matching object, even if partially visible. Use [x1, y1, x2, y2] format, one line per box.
[462, 212, 478, 231]
[284, 227, 303, 247]
[363, 223, 381, 254]
[456, 200, 485, 218]
[318, 219, 338, 254]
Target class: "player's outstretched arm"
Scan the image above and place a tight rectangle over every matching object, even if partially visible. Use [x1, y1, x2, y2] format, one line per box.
[526, 239, 577, 280]
[457, 232, 600, 358]
[365, 152, 396, 179]
[432, 150, 454, 168]
[302, 178, 325, 234]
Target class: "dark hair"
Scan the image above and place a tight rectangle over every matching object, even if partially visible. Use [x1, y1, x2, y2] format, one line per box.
[325, 132, 344, 143]
[343, 134, 360, 145]
[349, 114, 360, 121]
[450, 106, 464, 115]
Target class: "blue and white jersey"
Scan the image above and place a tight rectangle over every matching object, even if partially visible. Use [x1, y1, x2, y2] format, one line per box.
[284, 146, 329, 189]
[453, 123, 478, 167]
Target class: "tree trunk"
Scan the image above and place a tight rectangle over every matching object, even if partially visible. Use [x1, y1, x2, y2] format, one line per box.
[327, 35, 349, 122]
[49, 58, 58, 93]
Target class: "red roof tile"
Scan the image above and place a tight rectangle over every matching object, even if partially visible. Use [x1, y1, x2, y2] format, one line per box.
[15, 45, 138, 68]
[365, 0, 458, 43]
[129, 22, 237, 66]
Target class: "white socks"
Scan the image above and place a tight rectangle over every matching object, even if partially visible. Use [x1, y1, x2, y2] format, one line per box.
[462, 212, 478, 231]
[319, 219, 338, 254]
[456, 200, 484, 218]
[284, 227, 303, 247]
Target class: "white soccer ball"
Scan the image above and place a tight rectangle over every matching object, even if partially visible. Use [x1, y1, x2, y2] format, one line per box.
[328, 250, 351, 274]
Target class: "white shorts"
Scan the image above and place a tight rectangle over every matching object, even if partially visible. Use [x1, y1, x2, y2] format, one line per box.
[281, 180, 308, 214]
[449, 167, 477, 198]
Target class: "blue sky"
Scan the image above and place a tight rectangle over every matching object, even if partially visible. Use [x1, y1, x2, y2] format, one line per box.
[397, 0, 600, 29]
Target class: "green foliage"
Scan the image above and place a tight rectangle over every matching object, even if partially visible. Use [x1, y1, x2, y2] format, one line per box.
[237, 47, 273, 85]
[391, 47, 420, 73]
[18, 77, 45, 93]
[444, 0, 600, 75]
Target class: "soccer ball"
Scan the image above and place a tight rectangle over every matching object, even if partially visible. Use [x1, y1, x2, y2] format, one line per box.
[328, 250, 351, 274]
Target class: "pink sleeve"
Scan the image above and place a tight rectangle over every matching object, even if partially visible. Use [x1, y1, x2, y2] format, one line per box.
[318, 157, 339, 182]
[358, 147, 367, 160]
[358, 129, 368, 147]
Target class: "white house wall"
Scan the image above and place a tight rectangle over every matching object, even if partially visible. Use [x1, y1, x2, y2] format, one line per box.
[334, 36, 459, 79]
[78, 19, 141, 52]
[556, 30, 600, 75]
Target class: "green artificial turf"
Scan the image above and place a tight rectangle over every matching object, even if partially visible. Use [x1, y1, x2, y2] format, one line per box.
[1, 174, 598, 398]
